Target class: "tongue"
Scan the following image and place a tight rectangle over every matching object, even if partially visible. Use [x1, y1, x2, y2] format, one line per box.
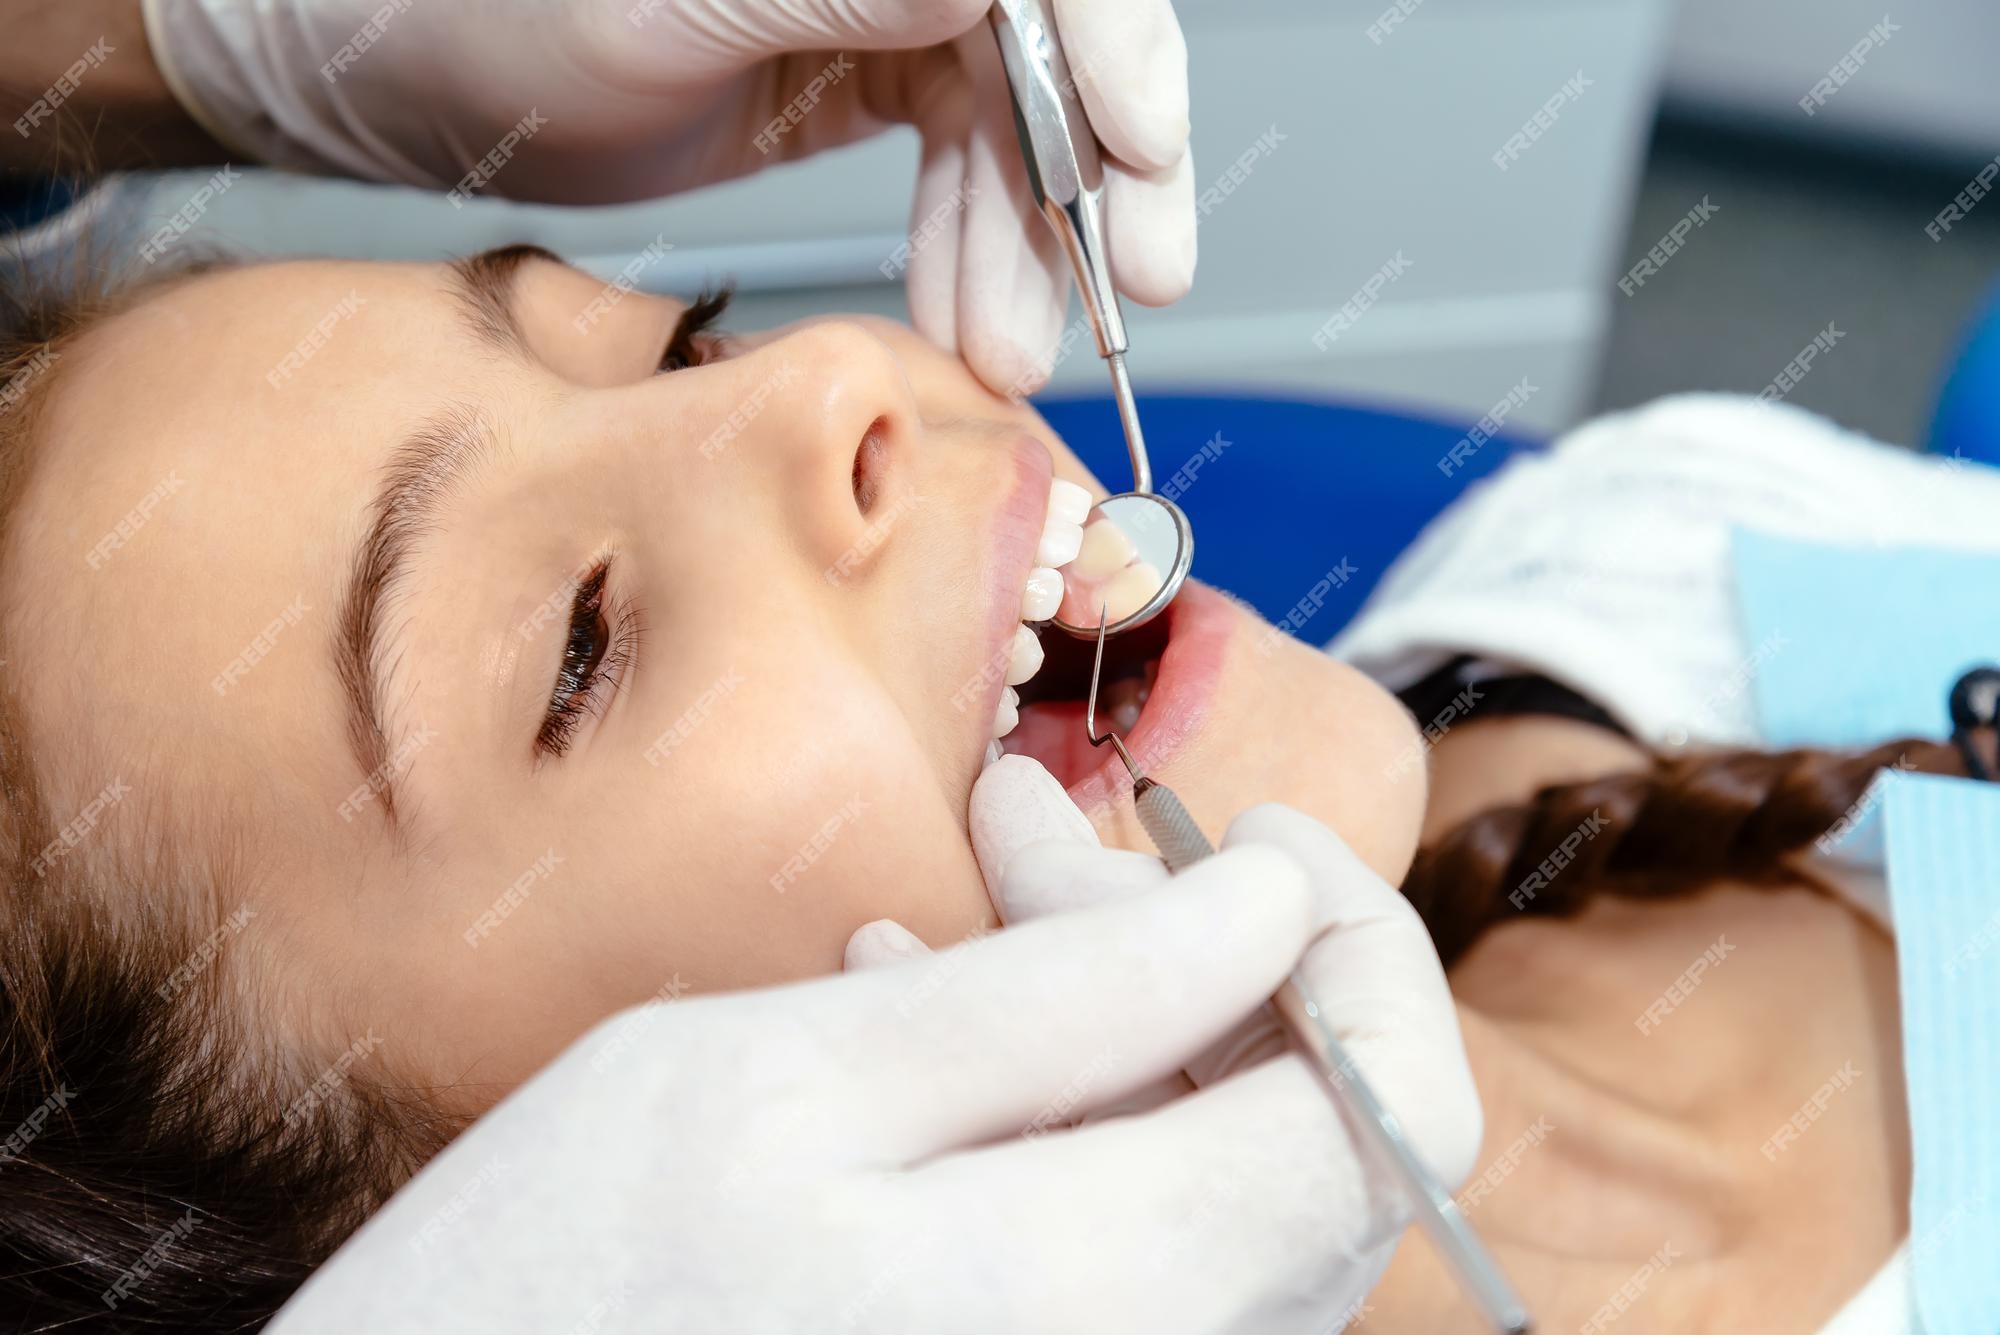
[1006, 700, 1097, 788]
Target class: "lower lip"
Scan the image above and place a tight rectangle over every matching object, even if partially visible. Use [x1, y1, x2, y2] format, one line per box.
[1007, 579, 1232, 808]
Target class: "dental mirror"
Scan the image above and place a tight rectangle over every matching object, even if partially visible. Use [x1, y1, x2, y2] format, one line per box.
[1049, 492, 1193, 639]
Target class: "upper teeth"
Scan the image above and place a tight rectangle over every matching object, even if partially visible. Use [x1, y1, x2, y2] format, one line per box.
[1078, 558, 1164, 627]
[1002, 623, 1043, 684]
[1072, 516, 1136, 579]
[992, 478, 1095, 746]
[1048, 477, 1092, 525]
[1019, 566, 1063, 621]
[1055, 511, 1162, 630]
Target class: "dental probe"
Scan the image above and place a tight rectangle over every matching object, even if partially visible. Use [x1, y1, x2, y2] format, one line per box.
[1083, 614, 1535, 1335]
[987, 0, 1151, 496]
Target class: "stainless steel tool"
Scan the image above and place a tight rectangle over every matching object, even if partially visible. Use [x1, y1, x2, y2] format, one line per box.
[987, 0, 1193, 639]
[1084, 610, 1535, 1335]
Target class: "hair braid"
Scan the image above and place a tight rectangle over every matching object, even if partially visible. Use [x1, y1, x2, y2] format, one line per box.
[1403, 738, 1969, 968]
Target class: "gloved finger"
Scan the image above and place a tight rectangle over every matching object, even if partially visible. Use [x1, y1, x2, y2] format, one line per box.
[844, 917, 933, 970]
[996, 836, 1168, 923]
[975, 829, 1190, 1127]
[953, 27, 1071, 396]
[823, 842, 1314, 1164]
[690, 0, 991, 63]
[1052, 0, 1191, 173]
[969, 753, 1100, 902]
[1224, 803, 1483, 1188]
[997, 838, 1254, 1104]
[904, 1054, 1401, 1333]
[899, 45, 975, 353]
[1103, 148, 1197, 308]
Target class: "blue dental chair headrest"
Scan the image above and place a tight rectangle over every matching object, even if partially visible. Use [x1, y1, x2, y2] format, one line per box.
[1031, 392, 1538, 643]
[1928, 280, 2000, 471]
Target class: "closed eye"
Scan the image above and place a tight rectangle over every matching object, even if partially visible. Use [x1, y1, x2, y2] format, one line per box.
[533, 286, 727, 758]
[659, 285, 734, 373]
[537, 557, 642, 759]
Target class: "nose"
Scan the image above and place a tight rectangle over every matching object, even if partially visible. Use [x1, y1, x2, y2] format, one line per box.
[691, 321, 923, 577]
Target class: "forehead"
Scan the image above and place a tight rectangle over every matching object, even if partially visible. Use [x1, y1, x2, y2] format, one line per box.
[0, 259, 601, 816]
[45, 252, 665, 495]
[43, 261, 487, 526]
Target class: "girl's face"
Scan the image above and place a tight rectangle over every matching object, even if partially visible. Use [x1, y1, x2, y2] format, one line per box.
[15, 252, 1425, 1103]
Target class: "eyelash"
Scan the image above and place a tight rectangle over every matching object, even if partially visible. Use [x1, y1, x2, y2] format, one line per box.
[658, 285, 734, 372]
[537, 559, 643, 759]
[537, 288, 727, 759]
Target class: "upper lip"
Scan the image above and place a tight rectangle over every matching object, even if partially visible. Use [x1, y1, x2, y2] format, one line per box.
[970, 431, 1054, 731]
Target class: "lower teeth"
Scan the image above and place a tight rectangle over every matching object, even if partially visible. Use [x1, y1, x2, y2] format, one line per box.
[1105, 676, 1147, 732]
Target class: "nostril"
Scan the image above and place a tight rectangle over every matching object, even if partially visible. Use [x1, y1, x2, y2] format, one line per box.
[852, 417, 889, 516]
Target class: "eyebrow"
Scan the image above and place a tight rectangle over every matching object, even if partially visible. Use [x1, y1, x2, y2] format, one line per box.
[332, 244, 556, 828]
[448, 242, 558, 359]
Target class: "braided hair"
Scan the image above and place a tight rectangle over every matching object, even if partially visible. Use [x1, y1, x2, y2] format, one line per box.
[1401, 738, 1969, 967]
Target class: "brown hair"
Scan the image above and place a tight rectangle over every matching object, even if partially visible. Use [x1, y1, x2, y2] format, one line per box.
[0, 229, 451, 1329]
[1400, 737, 1971, 968]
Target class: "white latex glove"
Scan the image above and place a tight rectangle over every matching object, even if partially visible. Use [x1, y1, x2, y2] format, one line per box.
[891, 754, 1484, 1317]
[142, 0, 1196, 395]
[272, 824, 1388, 1333]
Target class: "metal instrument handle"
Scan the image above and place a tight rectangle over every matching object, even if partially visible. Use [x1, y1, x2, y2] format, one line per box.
[1131, 775, 1532, 1334]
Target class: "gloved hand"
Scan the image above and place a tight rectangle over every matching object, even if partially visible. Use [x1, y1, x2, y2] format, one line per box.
[141, 0, 1195, 395]
[870, 754, 1484, 1318]
[272, 823, 1376, 1333]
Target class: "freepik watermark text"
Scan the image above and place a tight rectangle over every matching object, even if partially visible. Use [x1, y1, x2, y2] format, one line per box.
[752, 55, 856, 155]
[881, 179, 978, 279]
[85, 471, 186, 569]
[1619, 197, 1720, 295]
[1634, 936, 1736, 1034]
[1310, 253, 1413, 350]
[1255, 560, 1360, 655]
[337, 724, 440, 821]
[1438, 379, 1536, 477]
[1798, 18, 1900, 116]
[322, 0, 419, 81]
[769, 796, 869, 893]
[643, 669, 745, 765]
[15, 39, 115, 138]
[212, 596, 312, 696]
[1926, 155, 2000, 241]
[1507, 810, 1610, 910]
[1756, 326, 1843, 403]
[699, 364, 803, 460]
[447, 110, 549, 207]
[139, 166, 241, 264]
[574, 234, 674, 332]
[267, 291, 367, 388]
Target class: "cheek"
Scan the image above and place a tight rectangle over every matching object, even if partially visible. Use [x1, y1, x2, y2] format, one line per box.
[1144, 633, 1426, 886]
[599, 671, 995, 988]
[1253, 639, 1428, 880]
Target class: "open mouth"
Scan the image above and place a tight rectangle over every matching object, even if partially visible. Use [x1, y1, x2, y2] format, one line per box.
[1003, 581, 1227, 801]
[971, 441, 1228, 806]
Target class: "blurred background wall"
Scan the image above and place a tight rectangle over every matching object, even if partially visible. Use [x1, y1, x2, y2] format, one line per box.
[100, 0, 2000, 447]
[1600, 0, 2000, 445]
